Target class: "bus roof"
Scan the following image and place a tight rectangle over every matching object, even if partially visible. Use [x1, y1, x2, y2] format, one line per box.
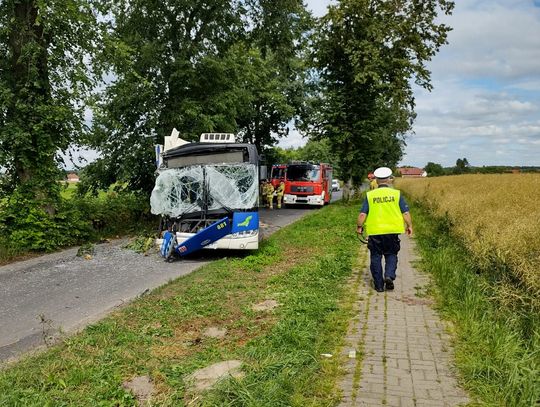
[162, 142, 259, 166]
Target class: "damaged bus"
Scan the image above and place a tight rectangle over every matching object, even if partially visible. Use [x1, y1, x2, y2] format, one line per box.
[151, 130, 261, 259]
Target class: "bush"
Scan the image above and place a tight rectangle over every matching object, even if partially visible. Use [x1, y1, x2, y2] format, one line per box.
[0, 192, 93, 252]
[0, 191, 156, 257]
[72, 192, 153, 237]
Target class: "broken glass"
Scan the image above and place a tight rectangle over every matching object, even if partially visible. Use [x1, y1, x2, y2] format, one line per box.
[151, 164, 258, 217]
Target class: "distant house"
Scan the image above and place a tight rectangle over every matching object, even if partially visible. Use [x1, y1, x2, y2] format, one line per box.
[66, 173, 80, 182]
[399, 167, 427, 178]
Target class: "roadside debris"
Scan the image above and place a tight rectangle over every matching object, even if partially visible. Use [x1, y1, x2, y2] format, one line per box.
[76, 243, 94, 257]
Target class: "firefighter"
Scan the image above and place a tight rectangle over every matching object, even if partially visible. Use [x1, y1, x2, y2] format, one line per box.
[275, 181, 285, 209]
[368, 173, 378, 190]
[263, 181, 275, 209]
[356, 167, 413, 292]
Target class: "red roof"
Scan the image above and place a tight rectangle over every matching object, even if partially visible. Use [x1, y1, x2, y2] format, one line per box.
[399, 167, 424, 176]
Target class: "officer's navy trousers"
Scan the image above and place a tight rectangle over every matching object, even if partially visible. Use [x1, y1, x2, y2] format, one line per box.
[367, 234, 401, 290]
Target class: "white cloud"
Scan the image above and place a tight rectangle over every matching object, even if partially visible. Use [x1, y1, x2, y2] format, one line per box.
[408, 0, 540, 167]
[409, 14, 540, 168]
[432, 2, 540, 80]
[508, 80, 540, 91]
[278, 127, 306, 149]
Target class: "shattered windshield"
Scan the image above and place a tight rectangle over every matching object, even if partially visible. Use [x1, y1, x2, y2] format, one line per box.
[150, 164, 258, 217]
[286, 165, 320, 182]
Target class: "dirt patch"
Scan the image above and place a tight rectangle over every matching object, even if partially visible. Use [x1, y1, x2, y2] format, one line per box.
[252, 299, 280, 312]
[151, 342, 190, 359]
[122, 375, 155, 405]
[0, 251, 41, 267]
[184, 360, 244, 393]
[267, 247, 317, 274]
[396, 295, 434, 306]
[202, 326, 227, 338]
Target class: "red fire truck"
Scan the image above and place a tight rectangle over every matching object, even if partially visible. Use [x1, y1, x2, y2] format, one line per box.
[282, 162, 333, 206]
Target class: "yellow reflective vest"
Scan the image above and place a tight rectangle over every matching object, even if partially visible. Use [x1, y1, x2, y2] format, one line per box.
[364, 187, 405, 235]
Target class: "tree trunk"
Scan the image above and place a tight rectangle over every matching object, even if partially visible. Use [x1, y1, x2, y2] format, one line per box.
[342, 177, 353, 203]
[7, 0, 58, 215]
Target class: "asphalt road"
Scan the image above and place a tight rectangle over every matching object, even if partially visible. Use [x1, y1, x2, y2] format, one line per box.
[0, 191, 342, 362]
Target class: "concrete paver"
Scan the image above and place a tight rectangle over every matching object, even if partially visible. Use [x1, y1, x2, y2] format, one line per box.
[339, 235, 469, 407]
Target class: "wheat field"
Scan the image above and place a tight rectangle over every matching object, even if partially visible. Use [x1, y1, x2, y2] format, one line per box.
[397, 174, 540, 301]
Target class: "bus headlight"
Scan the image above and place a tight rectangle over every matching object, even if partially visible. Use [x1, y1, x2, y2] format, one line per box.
[229, 230, 259, 239]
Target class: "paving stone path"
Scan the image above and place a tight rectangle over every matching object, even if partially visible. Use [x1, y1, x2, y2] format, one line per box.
[339, 235, 470, 407]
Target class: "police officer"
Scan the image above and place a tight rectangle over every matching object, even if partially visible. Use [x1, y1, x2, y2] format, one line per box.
[356, 167, 413, 292]
[275, 181, 285, 209]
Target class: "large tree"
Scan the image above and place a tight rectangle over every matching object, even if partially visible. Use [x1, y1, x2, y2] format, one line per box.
[0, 0, 103, 211]
[238, 0, 312, 152]
[307, 0, 454, 200]
[84, 0, 312, 194]
[454, 157, 470, 174]
[82, 1, 247, 194]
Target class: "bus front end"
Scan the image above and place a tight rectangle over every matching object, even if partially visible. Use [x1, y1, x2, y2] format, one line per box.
[151, 133, 260, 258]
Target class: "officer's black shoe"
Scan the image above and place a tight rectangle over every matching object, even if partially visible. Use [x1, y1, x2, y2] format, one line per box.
[374, 285, 384, 292]
[384, 278, 394, 291]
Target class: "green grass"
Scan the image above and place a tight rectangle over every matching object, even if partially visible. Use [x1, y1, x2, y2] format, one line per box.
[0, 202, 366, 406]
[409, 199, 540, 407]
[60, 182, 78, 199]
[60, 182, 121, 200]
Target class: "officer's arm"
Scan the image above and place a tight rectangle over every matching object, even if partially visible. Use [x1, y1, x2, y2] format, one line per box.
[402, 212, 413, 236]
[356, 197, 369, 233]
[356, 212, 367, 234]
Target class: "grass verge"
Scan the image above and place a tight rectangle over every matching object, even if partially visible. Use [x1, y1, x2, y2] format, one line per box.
[0, 202, 364, 406]
[409, 199, 540, 407]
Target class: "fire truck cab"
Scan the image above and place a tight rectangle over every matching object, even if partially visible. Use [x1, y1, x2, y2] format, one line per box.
[283, 162, 332, 206]
[269, 164, 287, 190]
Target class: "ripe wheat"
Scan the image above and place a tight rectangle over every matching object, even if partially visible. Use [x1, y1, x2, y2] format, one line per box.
[398, 174, 540, 301]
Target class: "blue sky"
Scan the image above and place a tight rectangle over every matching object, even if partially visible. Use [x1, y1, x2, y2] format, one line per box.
[279, 0, 540, 167]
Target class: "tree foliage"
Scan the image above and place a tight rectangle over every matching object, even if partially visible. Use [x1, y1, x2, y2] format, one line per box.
[307, 0, 454, 198]
[83, 0, 312, 194]
[265, 146, 301, 167]
[239, 0, 312, 152]
[266, 139, 342, 178]
[425, 161, 445, 177]
[0, 0, 104, 209]
[454, 157, 470, 174]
